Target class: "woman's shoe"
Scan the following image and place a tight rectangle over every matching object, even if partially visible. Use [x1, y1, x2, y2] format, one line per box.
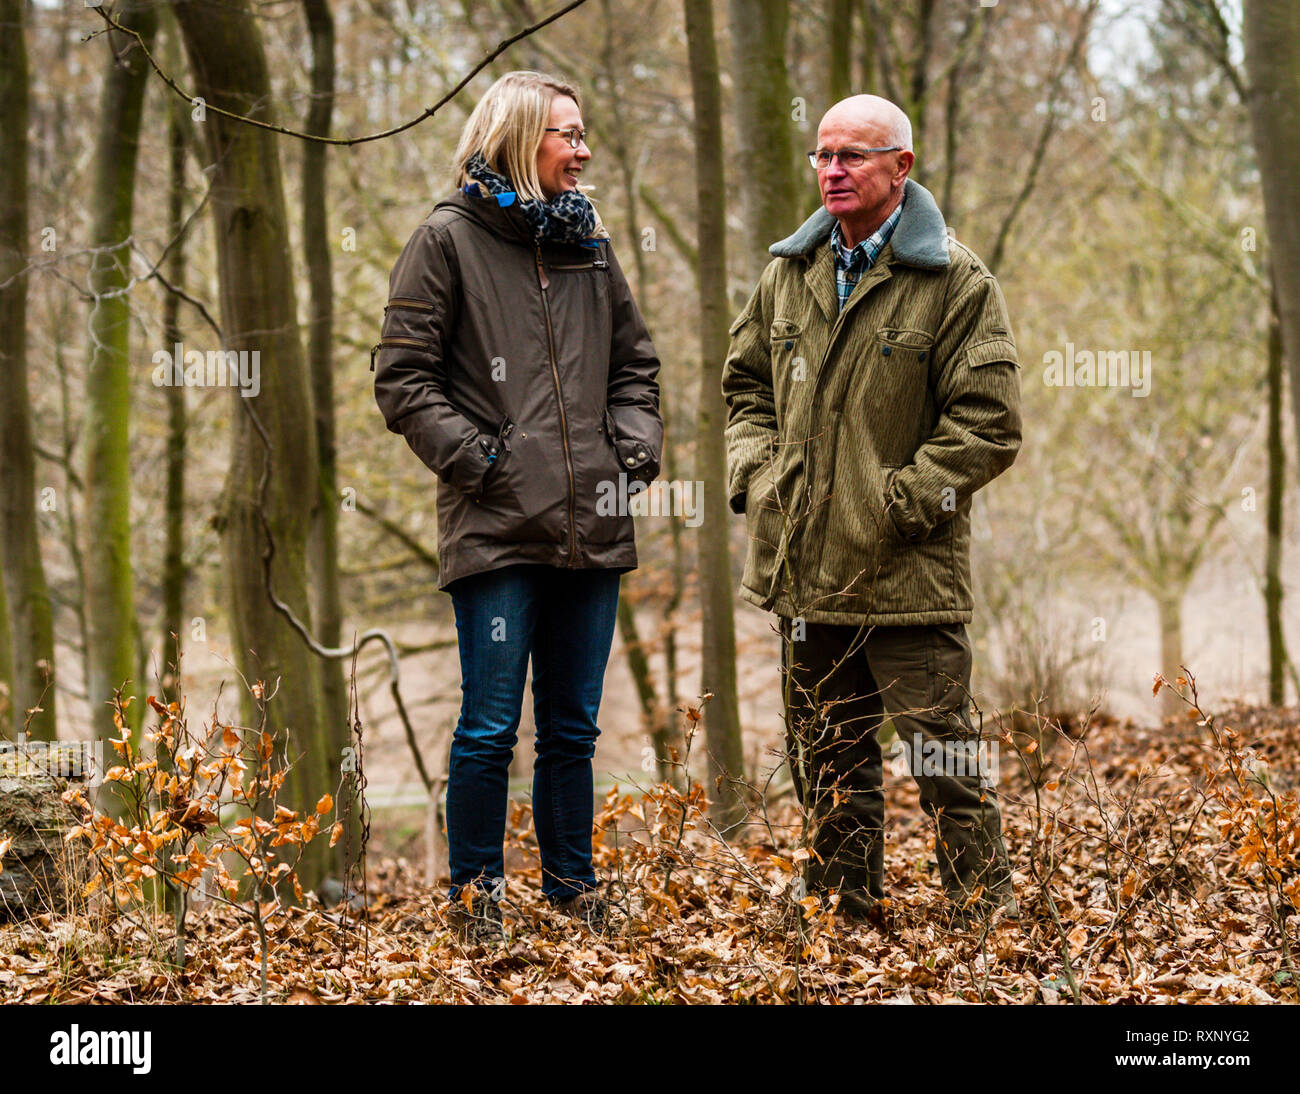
[446, 895, 506, 945]
[555, 891, 609, 935]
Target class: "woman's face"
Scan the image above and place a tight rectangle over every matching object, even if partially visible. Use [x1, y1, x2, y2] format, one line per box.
[536, 94, 590, 200]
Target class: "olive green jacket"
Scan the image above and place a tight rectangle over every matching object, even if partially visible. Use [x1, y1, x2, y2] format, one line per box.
[721, 177, 1022, 625]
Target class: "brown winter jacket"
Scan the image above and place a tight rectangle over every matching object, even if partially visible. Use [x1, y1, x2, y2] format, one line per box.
[722, 177, 1022, 625]
[373, 188, 663, 589]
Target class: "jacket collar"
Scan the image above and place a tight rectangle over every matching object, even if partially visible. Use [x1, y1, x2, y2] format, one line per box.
[767, 177, 949, 270]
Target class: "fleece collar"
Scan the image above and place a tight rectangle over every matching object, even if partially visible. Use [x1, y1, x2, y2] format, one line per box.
[768, 176, 950, 270]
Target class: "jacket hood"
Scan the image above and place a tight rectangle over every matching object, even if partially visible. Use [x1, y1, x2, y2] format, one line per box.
[768, 176, 949, 270]
[434, 187, 536, 246]
[434, 185, 611, 249]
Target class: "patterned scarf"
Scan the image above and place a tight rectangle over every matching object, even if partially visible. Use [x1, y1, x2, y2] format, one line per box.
[465, 151, 600, 244]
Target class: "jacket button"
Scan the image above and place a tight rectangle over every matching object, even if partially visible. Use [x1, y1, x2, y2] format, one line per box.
[918, 351, 927, 361]
[785, 340, 793, 350]
[908, 532, 919, 541]
[882, 345, 892, 356]
[625, 456, 636, 466]
[636, 450, 646, 459]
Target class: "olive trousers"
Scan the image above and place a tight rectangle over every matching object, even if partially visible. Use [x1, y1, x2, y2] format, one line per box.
[779, 618, 1013, 914]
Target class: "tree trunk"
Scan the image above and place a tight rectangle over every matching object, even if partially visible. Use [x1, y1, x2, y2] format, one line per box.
[172, 0, 332, 892]
[727, 0, 800, 284]
[301, 0, 352, 878]
[0, 574, 11, 734]
[160, 19, 189, 707]
[906, 0, 937, 171]
[858, 1, 876, 99]
[85, 0, 157, 750]
[155, 21, 188, 920]
[1266, 280, 1289, 704]
[1244, 0, 1300, 460]
[827, 0, 854, 107]
[685, 0, 746, 829]
[615, 597, 668, 775]
[1157, 591, 1184, 721]
[50, 0, 89, 705]
[0, 0, 57, 740]
[597, 0, 681, 783]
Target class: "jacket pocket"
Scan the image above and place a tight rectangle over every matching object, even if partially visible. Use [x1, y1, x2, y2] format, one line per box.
[586, 410, 635, 545]
[471, 415, 515, 502]
[868, 327, 935, 466]
[962, 335, 1019, 371]
[814, 410, 882, 593]
[546, 252, 611, 310]
[548, 257, 610, 271]
[742, 456, 783, 604]
[604, 407, 658, 483]
[873, 512, 959, 616]
[769, 317, 804, 382]
[881, 465, 952, 545]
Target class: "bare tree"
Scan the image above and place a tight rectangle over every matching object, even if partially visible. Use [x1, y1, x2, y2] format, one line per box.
[1244, 0, 1300, 461]
[0, 0, 56, 739]
[172, 0, 333, 889]
[685, 0, 746, 828]
[300, 0, 353, 872]
[84, 0, 157, 750]
[728, 0, 801, 283]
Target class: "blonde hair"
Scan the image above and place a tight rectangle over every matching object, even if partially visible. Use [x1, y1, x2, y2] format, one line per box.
[453, 71, 582, 204]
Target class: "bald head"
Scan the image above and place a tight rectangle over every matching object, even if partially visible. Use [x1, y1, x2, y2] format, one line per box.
[818, 95, 913, 153]
[813, 95, 915, 248]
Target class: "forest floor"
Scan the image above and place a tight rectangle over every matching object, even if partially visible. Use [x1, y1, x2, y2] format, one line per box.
[1, 692, 1297, 1004]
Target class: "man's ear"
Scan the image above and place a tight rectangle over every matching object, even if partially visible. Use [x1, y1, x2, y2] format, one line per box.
[895, 150, 915, 183]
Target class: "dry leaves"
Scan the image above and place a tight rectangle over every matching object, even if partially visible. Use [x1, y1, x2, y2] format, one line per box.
[1, 700, 1296, 1004]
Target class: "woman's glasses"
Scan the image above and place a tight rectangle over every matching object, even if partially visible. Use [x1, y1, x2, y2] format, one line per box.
[545, 127, 588, 149]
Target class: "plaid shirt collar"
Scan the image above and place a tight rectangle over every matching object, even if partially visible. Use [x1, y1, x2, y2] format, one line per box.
[830, 196, 905, 311]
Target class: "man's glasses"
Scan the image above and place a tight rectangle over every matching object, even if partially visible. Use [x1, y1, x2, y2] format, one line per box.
[808, 146, 901, 170]
[545, 127, 588, 149]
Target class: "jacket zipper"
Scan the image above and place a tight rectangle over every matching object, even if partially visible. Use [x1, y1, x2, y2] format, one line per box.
[536, 244, 577, 566]
[384, 297, 437, 312]
[548, 258, 609, 270]
[370, 335, 438, 371]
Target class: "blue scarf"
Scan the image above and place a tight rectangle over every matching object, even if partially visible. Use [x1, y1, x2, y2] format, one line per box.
[465, 151, 600, 245]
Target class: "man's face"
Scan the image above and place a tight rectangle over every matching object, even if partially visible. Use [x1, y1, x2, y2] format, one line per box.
[536, 94, 590, 200]
[815, 112, 911, 234]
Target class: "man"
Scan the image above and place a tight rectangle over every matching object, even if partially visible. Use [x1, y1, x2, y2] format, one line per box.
[721, 95, 1022, 928]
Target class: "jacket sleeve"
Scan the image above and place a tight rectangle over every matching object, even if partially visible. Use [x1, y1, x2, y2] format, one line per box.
[604, 244, 664, 485]
[721, 269, 778, 515]
[884, 271, 1022, 542]
[373, 221, 496, 498]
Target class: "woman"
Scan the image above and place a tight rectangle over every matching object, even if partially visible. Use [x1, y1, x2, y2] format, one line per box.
[372, 72, 663, 942]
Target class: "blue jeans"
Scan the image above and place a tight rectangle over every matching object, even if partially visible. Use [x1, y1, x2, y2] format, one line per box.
[445, 564, 621, 904]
